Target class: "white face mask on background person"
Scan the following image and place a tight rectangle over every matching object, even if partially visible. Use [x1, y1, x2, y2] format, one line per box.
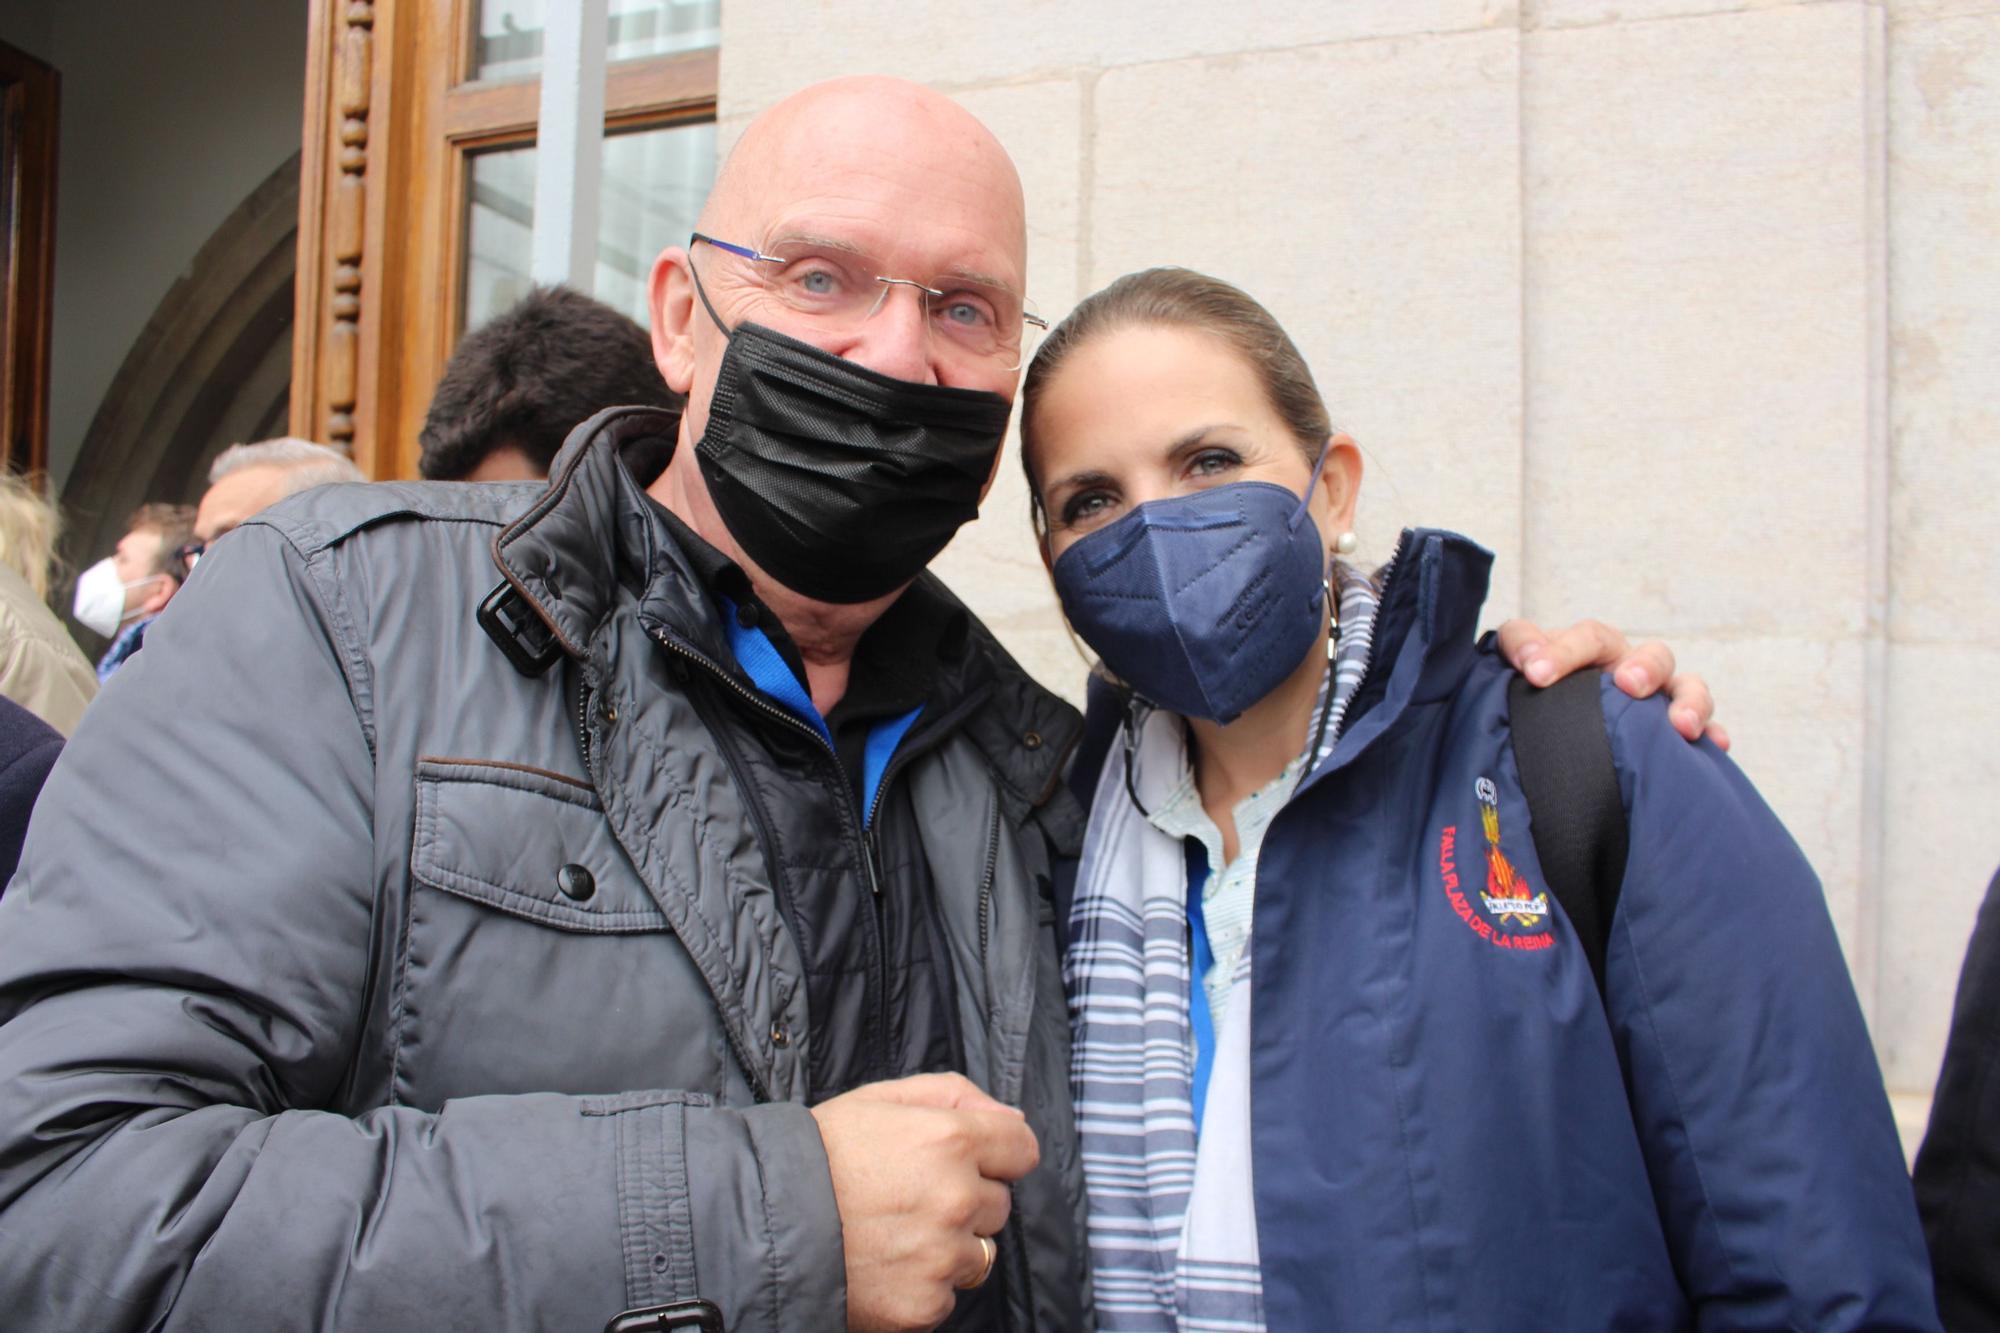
[71, 557, 162, 638]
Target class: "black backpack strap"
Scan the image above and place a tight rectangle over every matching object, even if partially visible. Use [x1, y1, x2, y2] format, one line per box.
[1508, 671, 1630, 994]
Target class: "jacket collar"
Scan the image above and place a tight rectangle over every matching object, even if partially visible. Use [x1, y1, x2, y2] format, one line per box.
[491, 404, 1082, 809]
[1310, 528, 1494, 780]
[492, 405, 682, 658]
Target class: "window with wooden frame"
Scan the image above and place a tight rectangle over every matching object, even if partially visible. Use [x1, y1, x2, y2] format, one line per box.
[292, 0, 717, 479]
[1, 39, 59, 479]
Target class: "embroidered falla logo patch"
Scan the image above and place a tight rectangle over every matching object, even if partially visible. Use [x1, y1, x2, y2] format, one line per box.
[1437, 777, 1555, 951]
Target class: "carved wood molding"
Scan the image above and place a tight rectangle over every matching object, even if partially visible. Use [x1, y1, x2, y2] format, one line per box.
[325, 1, 374, 446]
[293, 0, 442, 478]
[290, 0, 718, 479]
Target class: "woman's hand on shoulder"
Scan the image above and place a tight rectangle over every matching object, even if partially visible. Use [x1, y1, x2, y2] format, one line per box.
[1494, 617, 1729, 752]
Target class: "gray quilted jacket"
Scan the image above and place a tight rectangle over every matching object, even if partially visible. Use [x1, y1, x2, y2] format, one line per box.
[0, 408, 1088, 1332]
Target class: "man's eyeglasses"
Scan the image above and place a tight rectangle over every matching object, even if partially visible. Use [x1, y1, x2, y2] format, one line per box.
[689, 232, 1047, 368]
[173, 539, 205, 573]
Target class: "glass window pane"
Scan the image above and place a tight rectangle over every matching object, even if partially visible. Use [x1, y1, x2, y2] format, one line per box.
[592, 122, 716, 322]
[462, 146, 540, 336]
[460, 119, 718, 337]
[470, 0, 721, 84]
[604, 0, 722, 64]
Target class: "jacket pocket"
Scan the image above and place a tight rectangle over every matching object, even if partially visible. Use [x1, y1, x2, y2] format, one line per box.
[396, 758, 744, 1110]
[412, 756, 667, 932]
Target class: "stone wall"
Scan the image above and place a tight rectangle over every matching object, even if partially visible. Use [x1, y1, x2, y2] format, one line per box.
[717, 0, 2000, 1100]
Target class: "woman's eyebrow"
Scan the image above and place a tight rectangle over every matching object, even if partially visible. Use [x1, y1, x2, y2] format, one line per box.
[1045, 467, 1116, 498]
[1047, 424, 1243, 496]
[1165, 424, 1233, 458]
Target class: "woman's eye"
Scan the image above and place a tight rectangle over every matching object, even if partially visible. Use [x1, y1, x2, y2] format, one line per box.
[1061, 492, 1114, 528]
[1188, 448, 1241, 477]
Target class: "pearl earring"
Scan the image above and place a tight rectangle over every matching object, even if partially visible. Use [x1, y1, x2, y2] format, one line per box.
[1334, 531, 1359, 556]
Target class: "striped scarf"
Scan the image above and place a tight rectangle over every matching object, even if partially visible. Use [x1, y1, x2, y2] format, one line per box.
[1066, 560, 1382, 1332]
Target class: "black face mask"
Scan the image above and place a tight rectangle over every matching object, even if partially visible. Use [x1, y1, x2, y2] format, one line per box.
[689, 276, 1014, 605]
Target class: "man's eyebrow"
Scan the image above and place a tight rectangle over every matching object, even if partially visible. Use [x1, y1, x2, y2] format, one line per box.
[938, 263, 1018, 293]
[766, 229, 868, 257]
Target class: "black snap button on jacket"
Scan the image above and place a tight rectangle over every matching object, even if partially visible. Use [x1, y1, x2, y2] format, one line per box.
[556, 863, 596, 902]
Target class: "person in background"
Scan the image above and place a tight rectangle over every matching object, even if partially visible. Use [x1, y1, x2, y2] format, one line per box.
[1914, 864, 2000, 1330]
[74, 503, 194, 683]
[0, 696, 61, 897]
[189, 437, 364, 553]
[418, 285, 685, 483]
[0, 474, 95, 735]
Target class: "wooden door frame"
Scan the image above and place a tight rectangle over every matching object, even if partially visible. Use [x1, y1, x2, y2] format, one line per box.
[1, 39, 59, 479]
[291, 0, 716, 480]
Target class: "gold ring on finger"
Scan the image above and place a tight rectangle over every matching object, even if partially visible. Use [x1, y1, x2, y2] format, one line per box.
[956, 1234, 997, 1291]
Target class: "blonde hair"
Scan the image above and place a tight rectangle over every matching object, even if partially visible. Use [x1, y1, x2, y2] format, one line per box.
[0, 472, 63, 601]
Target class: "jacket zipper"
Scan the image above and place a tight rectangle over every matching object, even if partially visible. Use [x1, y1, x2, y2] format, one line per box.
[650, 628, 877, 869]
[858, 684, 993, 896]
[1311, 538, 1405, 765]
[971, 795, 1037, 1333]
[574, 673, 595, 783]
[976, 800, 1001, 1024]
[649, 625, 893, 1074]
[1002, 1201, 1039, 1333]
[655, 629, 1041, 1326]
[1281, 537, 1413, 827]
[1340, 543, 1401, 709]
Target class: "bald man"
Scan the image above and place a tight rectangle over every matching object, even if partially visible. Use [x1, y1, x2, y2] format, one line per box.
[0, 77, 1710, 1333]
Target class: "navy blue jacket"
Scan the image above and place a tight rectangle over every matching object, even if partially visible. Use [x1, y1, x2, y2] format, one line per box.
[1241, 531, 1937, 1330]
[1913, 864, 2000, 1329]
[0, 697, 61, 895]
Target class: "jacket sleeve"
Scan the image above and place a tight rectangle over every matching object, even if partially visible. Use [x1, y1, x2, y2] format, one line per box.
[1600, 685, 1939, 1331]
[0, 627, 96, 737]
[1911, 865, 2000, 1328]
[0, 522, 845, 1333]
[0, 705, 60, 887]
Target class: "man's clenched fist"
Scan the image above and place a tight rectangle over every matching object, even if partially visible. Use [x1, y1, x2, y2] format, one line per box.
[811, 1073, 1041, 1332]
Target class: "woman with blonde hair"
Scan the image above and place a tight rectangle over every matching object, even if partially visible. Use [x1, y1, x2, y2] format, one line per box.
[0, 473, 96, 735]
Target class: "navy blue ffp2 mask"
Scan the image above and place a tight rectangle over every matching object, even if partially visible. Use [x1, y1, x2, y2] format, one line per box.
[1051, 455, 1332, 725]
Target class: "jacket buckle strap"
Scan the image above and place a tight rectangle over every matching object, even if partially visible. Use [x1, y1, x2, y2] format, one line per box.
[604, 1299, 726, 1332]
[478, 580, 564, 677]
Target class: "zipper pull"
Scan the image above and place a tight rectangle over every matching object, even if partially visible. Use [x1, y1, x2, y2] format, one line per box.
[863, 829, 884, 897]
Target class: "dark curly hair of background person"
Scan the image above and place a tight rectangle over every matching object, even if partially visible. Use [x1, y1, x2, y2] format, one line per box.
[418, 285, 683, 481]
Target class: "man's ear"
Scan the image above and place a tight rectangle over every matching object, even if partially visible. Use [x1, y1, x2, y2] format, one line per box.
[141, 574, 179, 617]
[1318, 433, 1364, 544]
[648, 246, 698, 394]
